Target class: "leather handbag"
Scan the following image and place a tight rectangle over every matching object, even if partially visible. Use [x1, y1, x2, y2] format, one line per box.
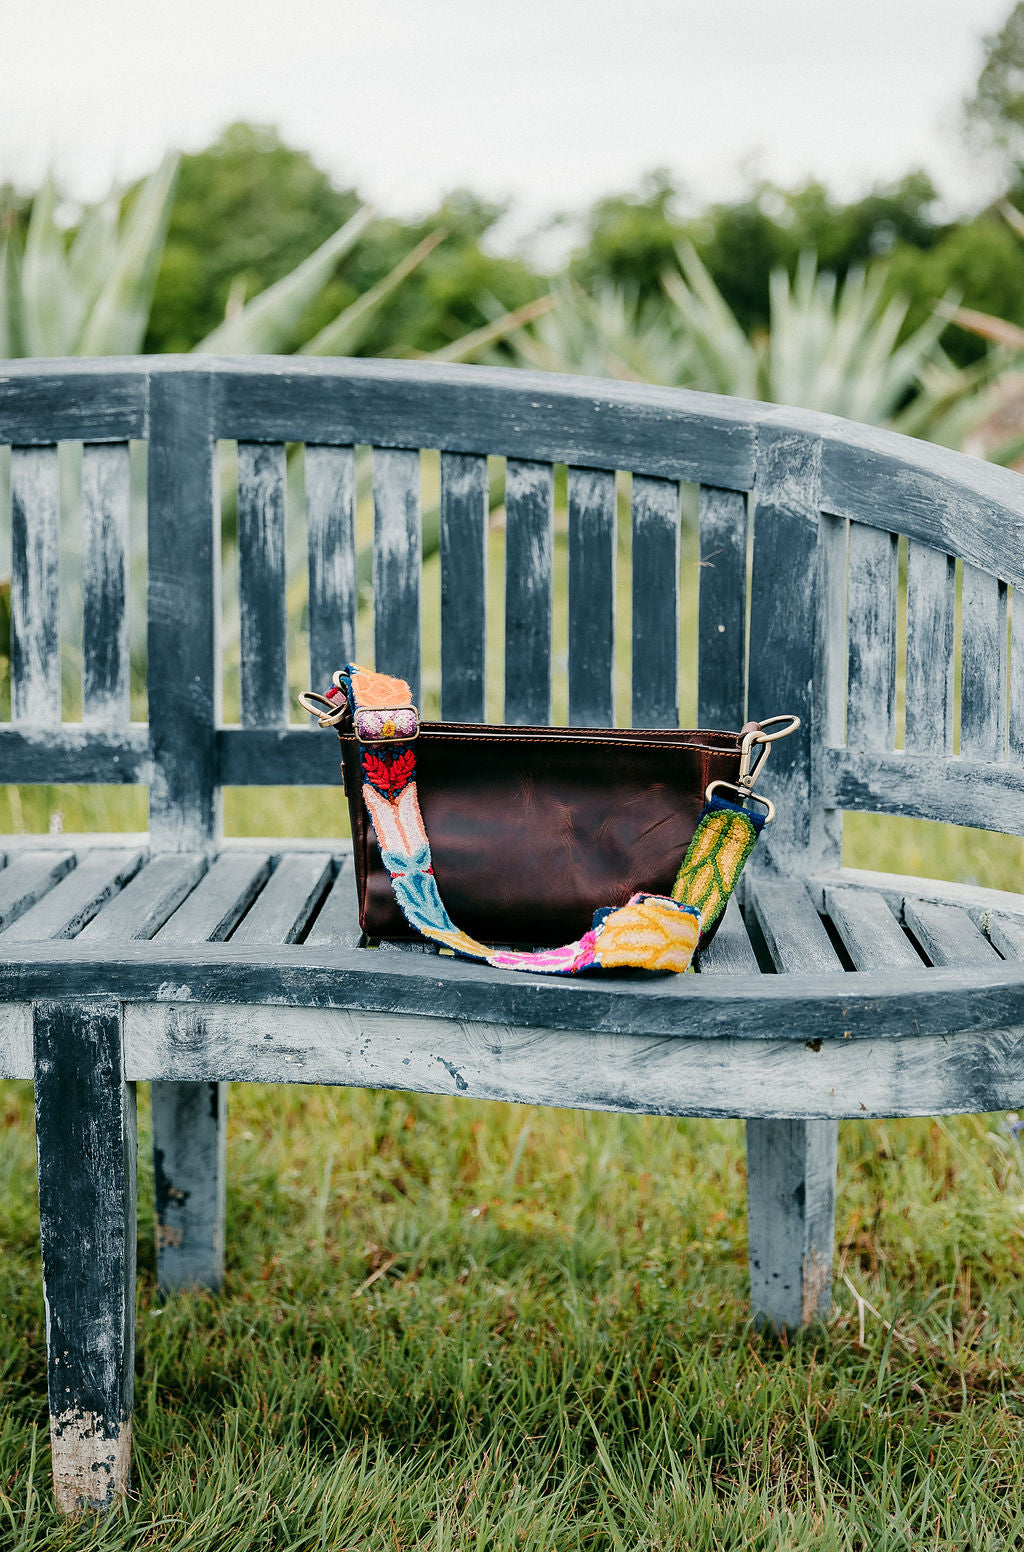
[301, 669, 789, 952]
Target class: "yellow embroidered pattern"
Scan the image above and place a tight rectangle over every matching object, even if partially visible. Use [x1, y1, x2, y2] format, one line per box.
[671, 804, 760, 932]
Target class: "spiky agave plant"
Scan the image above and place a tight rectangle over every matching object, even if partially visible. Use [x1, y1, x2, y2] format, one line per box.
[513, 244, 968, 436]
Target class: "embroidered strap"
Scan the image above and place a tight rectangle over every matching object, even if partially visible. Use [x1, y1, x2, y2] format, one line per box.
[325, 665, 770, 976]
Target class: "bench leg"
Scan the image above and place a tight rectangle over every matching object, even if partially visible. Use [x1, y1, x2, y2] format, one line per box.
[151, 1080, 227, 1294]
[34, 999, 136, 1515]
[745, 1118, 837, 1333]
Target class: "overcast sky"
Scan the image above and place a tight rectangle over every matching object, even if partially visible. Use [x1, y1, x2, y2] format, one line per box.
[1, 0, 1014, 247]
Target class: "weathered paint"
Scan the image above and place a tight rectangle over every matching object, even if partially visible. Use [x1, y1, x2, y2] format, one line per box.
[504, 460, 553, 725]
[34, 998, 136, 1514]
[50, 1412, 131, 1517]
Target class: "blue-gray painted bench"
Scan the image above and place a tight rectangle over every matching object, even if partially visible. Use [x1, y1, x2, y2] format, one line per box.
[4, 357, 1024, 1513]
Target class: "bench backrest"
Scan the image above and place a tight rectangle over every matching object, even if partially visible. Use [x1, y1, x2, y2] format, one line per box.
[2, 357, 1024, 874]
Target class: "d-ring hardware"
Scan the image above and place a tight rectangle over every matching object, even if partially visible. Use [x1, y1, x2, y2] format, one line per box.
[704, 780, 775, 824]
[298, 689, 347, 727]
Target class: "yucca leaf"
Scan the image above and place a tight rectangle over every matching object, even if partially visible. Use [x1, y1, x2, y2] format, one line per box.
[65, 193, 121, 344]
[427, 293, 559, 364]
[195, 204, 375, 355]
[942, 301, 1024, 351]
[21, 176, 76, 356]
[0, 227, 23, 358]
[78, 153, 179, 355]
[299, 227, 445, 357]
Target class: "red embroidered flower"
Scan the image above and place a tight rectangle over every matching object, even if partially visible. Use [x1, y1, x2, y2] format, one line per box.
[362, 747, 416, 796]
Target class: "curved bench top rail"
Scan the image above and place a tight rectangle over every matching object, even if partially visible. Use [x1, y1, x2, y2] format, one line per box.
[2, 936, 1024, 1044]
[3, 355, 1024, 585]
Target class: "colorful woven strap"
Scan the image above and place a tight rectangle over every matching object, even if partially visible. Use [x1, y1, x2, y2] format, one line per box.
[330, 665, 766, 976]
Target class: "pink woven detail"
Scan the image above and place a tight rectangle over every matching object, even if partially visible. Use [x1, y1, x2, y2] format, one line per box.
[489, 928, 599, 975]
[355, 706, 418, 742]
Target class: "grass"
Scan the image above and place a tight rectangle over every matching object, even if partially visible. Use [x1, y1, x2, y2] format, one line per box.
[4, 474, 1024, 1544]
[3, 1088, 1024, 1548]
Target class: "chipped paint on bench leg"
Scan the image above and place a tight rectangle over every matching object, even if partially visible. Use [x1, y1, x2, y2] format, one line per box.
[151, 1080, 226, 1293]
[34, 998, 136, 1513]
[49, 1412, 132, 1516]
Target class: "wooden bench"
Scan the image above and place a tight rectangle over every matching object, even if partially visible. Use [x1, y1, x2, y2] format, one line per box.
[4, 356, 1024, 1513]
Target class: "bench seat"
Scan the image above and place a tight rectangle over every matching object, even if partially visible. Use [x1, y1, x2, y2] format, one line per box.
[5, 839, 1024, 1124]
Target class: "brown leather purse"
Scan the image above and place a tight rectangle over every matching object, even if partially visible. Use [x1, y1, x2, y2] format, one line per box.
[328, 707, 757, 946]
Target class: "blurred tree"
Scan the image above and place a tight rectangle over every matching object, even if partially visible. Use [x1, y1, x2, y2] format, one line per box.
[145, 123, 543, 355]
[571, 171, 947, 334]
[965, 2, 1024, 177]
[567, 169, 685, 301]
[146, 123, 359, 351]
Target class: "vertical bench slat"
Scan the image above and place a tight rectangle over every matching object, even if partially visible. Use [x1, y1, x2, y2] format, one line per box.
[305, 444, 356, 693]
[373, 448, 421, 706]
[440, 452, 488, 721]
[631, 475, 680, 728]
[846, 524, 898, 751]
[697, 485, 747, 730]
[568, 466, 616, 728]
[747, 430, 823, 867]
[148, 371, 219, 850]
[1011, 586, 1024, 763]
[905, 541, 955, 755]
[11, 444, 60, 723]
[504, 459, 553, 725]
[81, 442, 131, 725]
[237, 442, 288, 729]
[960, 563, 1008, 762]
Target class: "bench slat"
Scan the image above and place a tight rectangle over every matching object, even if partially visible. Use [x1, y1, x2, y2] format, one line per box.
[988, 912, 1024, 959]
[747, 429, 822, 871]
[568, 467, 616, 727]
[904, 898, 1002, 968]
[697, 485, 747, 730]
[1011, 589, 1024, 763]
[631, 476, 680, 728]
[846, 524, 897, 752]
[238, 442, 288, 728]
[504, 459, 553, 725]
[2, 849, 144, 941]
[231, 852, 332, 945]
[905, 541, 955, 755]
[824, 886, 922, 970]
[81, 443, 132, 725]
[305, 444, 357, 694]
[11, 445, 61, 724]
[748, 877, 843, 975]
[155, 852, 272, 944]
[147, 371, 218, 849]
[305, 855, 363, 949]
[373, 448, 421, 705]
[0, 852, 75, 931]
[440, 452, 488, 721]
[697, 901, 759, 973]
[960, 564, 1008, 763]
[79, 854, 206, 941]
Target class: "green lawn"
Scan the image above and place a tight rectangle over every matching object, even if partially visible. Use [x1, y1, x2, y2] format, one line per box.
[3, 1087, 1024, 1548]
